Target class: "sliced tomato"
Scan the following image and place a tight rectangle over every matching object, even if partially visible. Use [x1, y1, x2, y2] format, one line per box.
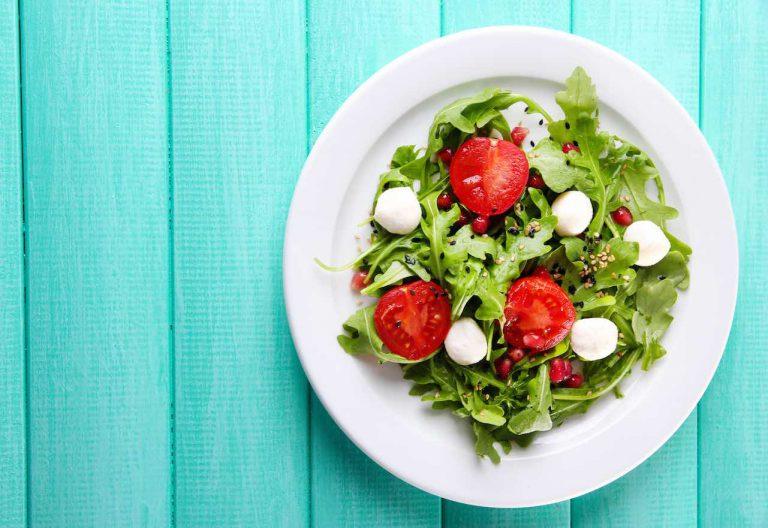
[503, 269, 576, 353]
[449, 137, 529, 216]
[374, 280, 451, 360]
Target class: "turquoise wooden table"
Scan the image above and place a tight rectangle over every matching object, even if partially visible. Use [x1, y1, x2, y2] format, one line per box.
[1, 1, 765, 526]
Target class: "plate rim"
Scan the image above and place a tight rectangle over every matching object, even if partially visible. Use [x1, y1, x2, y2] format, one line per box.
[284, 25, 738, 507]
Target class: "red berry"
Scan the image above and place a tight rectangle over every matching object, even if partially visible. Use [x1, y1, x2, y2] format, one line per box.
[437, 148, 453, 166]
[471, 215, 490, 234]
[562, 142, 580, 154]
[549, 358, 573, 384]
[508, 348, 526, 363]
[350, 270, 368, 291]
[564, 373, 584, 388]
[527, 171, 546, 189]
[611, 206, 633, 226]
[455, 210, 471, 227]
[437, 192, 453, 209]
[511, 126, 529, 147]
[494, 356, 513, 380]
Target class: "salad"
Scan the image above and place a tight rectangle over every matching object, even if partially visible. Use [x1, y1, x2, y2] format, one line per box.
[320, 67, 691, 463]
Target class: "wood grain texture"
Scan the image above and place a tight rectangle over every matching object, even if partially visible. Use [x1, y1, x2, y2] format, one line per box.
[571, 1, 700, 526]
[169, 1, 309, 526]
[699, 0, 768, 525]
[308, 1, 441, 526]
[0, 0, 25, 525]
[441, 1, 571, 524]
[20, 2, 171, 525]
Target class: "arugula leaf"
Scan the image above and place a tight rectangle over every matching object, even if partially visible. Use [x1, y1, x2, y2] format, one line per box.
[528, 138, 589, 192]
[491, 215, 557, 285]
[508, 364, 553, 434]
[420, 194, 460, 283]
[472, 422, 501, 464]
[464, 392, 506, 426]
[619, 159, 678, 226]
[390, 145, 419, 168]
[337, 305, 382, 356]
[427, 88, 552, 156]
[550, 67, 612, 235]
[443, 225, 498, 271]
[359, 261, 413, 297]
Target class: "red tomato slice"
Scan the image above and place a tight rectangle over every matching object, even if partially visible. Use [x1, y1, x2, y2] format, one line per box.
[503, 269, 576, 353]
[450, 137, 529, 216]
[374, 280, 452, 360]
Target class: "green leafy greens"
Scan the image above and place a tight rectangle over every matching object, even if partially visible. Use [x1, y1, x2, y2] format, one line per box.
[331, 67, 690, 463]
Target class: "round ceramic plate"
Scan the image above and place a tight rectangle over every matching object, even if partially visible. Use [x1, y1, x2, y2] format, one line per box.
[283, 26, 737, 507]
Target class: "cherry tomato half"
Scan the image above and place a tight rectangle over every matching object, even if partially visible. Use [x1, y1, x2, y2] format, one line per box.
[449, 137, 529, 216]
[503, 269, 576, 353]
[374, 280, 452, 360]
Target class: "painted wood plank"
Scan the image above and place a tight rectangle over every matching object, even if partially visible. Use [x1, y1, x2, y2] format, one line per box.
[308, 1, 441, 526]
[441, 1, 571, 525]
[169, 1, 309, 526]
[571, 1, 700, 526]
[699, 1, 768, 525]
[0, 0, 25, 525]
[20, 2, 171, 525]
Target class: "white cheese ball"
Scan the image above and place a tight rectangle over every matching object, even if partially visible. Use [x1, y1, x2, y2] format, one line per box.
[444, 317, 487, 366]
[571, 318, 619, 361]
[623, 220, 671, 266]
[373, 187, 422, 235]
[551, 191, 593, 237]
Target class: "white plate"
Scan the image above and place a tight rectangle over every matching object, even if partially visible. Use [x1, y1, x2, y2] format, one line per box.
[284, 26, 737, 507]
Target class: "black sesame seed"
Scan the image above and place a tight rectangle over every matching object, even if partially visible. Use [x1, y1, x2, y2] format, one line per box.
[574, 301, 583, 308]
[404, 255, 415, 265]
[508, 227, 520, 235]
[565, 160, 570, 166]
[568, 285, 576, 294]
[395, 320, 401, 328]
[449, 240, 456, 246]
[369, 221, 375, 228]
[439, 252, 445, 260]
[538, 119, 544, 126]
[528, 232, 535, 238]
[565, 122, 571, 129]
[465, 266, 470, 272]
[530, 140, 535, 147]
[658, 275, 667, 280]
[491, 206, 497, 213]
[409, 289, 416, 296]
[525, 106, 529, 112]
[573, 140, 579, 147]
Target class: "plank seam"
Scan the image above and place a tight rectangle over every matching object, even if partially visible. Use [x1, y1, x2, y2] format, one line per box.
[164, 0, 178, 525]
[17, 0, 30, 524]
[305, 1, 313, 526]
[696, 1, 704, 527]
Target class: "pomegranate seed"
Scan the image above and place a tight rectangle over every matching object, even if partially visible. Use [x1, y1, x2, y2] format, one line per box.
[564, 373, 584, 388]
[527, 171, 546, 189]
[350, 270, 368, 291]
[511, 126, 528, 147]
[611, 206, 633, 226]
[437, 192, 453, 209]
[455, 210, 471, 227]
[471, 215, 490, 234]
[549, 358, 573, 384]
[508, 348, 526, 363]
[494, 356, 513, 380]
[562, 142, 580, 154]
[437, 148, 453, 166]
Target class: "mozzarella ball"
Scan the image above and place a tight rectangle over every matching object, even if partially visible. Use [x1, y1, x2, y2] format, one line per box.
[373, 187, 422, 235]
[570, 318, 619, 361]
[623, 220, 671, 266]
[551, 191, 593, 237]
[444, 318, 487, 365]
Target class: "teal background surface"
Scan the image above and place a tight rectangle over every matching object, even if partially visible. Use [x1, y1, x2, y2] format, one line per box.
[0, 0, 765, 526]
